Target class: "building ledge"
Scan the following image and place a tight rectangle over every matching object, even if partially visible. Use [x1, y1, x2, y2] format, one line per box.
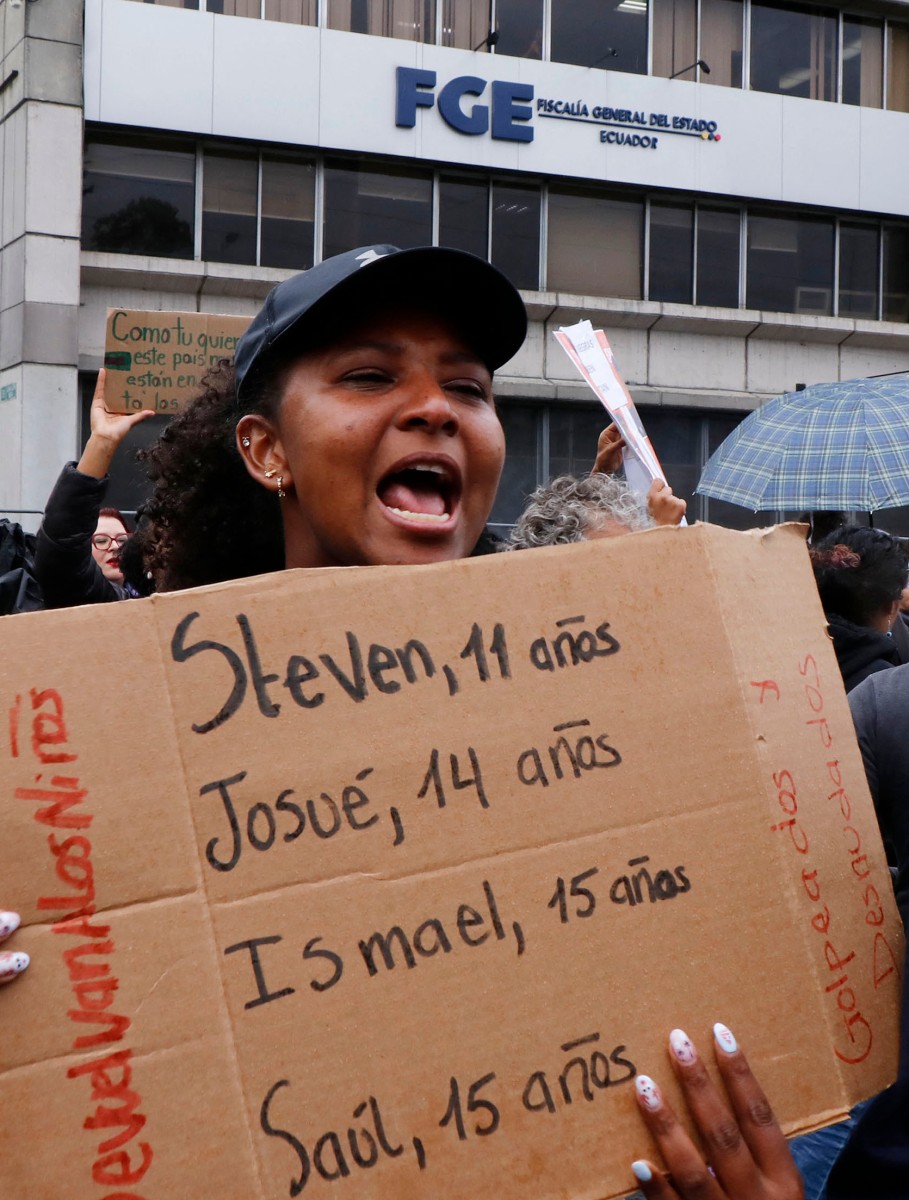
[81, 252, 909, 352]
[524, 288, 909, 347]
[80, 251, 289, 299]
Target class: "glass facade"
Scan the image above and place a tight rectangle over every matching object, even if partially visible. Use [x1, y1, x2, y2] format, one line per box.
[488, 402, 791, 536]
[547, 188, 642, 300]
[746, 211, 834, 316]
[82, 130, 909, 323]
[323, 159, 432, 256]
[649, 201, 694, 304]
[327, 0, 434, 41]
[82, 135, 195, 258]
[551, 0, 649, 75]
[750, 2, 836, 101]
[127, 0, 909, 112]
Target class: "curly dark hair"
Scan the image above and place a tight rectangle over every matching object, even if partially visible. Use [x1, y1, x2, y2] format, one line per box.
[134, 359, 284, 591]
[809, 524, 909, 626]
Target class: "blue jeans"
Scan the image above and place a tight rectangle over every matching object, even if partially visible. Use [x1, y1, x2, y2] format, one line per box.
[788, 1101, 871, 1200]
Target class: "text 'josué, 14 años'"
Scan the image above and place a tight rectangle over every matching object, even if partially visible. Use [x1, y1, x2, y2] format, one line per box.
[170, 609, 621, 733]
[198, 714, 621, 870]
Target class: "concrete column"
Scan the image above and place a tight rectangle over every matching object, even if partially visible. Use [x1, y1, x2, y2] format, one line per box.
[0, 0, 84, 525]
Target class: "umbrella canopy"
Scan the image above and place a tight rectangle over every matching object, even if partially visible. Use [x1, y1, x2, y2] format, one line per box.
[697, 374, 909, 512]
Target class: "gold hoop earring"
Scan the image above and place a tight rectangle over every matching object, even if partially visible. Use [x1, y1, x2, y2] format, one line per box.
[277, 476, 286, 500]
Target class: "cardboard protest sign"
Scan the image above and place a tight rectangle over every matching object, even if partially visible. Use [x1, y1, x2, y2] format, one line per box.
[103, 309, 251, 413]
[0, 524, 902, 1200]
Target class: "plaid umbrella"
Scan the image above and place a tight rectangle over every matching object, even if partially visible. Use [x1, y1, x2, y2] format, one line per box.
[697, 374, 909, 512]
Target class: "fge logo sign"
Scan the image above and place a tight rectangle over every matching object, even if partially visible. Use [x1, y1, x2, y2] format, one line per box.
[396, 67, 534, 142]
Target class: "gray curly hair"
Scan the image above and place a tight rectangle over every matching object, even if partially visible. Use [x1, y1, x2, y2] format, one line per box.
[510, 474, 654, 550]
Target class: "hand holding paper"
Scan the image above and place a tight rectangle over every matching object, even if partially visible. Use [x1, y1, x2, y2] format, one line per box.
[593, 423, 627, 476]
[647, 479, 687, 527]
[557, 321, 686, 523]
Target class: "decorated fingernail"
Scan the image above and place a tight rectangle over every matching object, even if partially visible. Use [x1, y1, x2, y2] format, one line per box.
[0, 951, 29, 982]
[635, 1075, 663, 1111]
[631, 1160, 653, 1183]
[670, 1028, 697, 1065]
[714, 1022, 738, 1055]
[0, 912, 20, 939]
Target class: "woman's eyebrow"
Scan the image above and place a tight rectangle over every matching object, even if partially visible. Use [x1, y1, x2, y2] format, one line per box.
[332, 341, 487, 370]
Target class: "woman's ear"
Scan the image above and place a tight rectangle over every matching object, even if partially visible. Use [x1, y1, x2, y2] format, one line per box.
[236, 414, 292, 495]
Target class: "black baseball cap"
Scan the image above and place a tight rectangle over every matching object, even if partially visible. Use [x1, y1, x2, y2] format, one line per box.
[234, 244, 527, 401]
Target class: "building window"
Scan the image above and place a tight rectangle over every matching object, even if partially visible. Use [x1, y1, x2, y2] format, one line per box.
[842, 16, 883, 108]
[327, 0, 434, 41]
[750, 1, 836, 102]
[649, 201, 694, 303]
[551, 0, 649, 75]
[125, 0, 199, 8]
[439, 176, 489, 259]
[263, 0, 317, 22]
[695, 205, 740, 307]
[487, 402, 774, 535]
[495, 0, 544, 59]
[651, 0, 696, 80]
[548, 186, 643, 299]
[440, 0, 488, 50]
[698, 0, 743, 87]
[839, 223, 879, 319]
[491, 182, 540, 290]
[202, 149, 258, 264]
[261, 155, 316, 268]
[548, 405, 610, 479]
[489, 403, 541, 532]
[82, 135, 195, 259]
[746, 211, 834, 316]
[323, 160, 432, 257]
[887, 21, 909, 113]
[883, 225, 909, 322]
[207, 0, 261, 15]
[82, 130, 909, 328]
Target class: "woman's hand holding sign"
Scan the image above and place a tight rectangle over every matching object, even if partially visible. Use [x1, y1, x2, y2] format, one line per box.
[630, 1023, 804, 1200]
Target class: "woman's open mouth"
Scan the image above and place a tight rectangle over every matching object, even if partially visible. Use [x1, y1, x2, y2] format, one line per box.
[376, 458, 461, 529]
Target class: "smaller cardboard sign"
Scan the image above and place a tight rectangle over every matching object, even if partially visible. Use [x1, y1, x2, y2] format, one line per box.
[103, 309, 251, 413]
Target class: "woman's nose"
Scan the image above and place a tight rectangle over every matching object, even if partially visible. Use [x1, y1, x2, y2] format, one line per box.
[395, 376, 459, 435]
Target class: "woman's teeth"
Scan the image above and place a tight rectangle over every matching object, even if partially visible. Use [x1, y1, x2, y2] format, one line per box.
[386, 507, 450, 523]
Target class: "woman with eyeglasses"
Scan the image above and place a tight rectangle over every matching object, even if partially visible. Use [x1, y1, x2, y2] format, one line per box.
[32, 372, 154, 608]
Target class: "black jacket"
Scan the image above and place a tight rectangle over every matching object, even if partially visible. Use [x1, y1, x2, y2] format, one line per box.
[826, 612, 900, 693]
[33, 463, 131, 609]
[826, 668, 909, 1199]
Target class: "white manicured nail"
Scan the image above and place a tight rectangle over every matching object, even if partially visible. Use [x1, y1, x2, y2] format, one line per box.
[635, 1074, 662, 1111]
[669, 1027, 697, 1065]
[0, 951, 29, 983]
[631, 1160, 652, 1183]
[714, 1022, 738, 1054]
[0, 912, 20, 940]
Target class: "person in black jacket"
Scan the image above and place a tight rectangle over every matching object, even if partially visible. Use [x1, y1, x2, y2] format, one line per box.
[808, 525, 909, 693]
[32, 369, 154, 608]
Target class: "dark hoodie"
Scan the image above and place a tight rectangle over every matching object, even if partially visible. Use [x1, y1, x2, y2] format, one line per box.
[826, 612, 900, 693]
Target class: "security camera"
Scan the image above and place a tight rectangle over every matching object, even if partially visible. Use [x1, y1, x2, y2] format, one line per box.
[8, 0, 25, 10]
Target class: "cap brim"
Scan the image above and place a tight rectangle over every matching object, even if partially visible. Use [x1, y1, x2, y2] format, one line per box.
[273, 246, 527, 374]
